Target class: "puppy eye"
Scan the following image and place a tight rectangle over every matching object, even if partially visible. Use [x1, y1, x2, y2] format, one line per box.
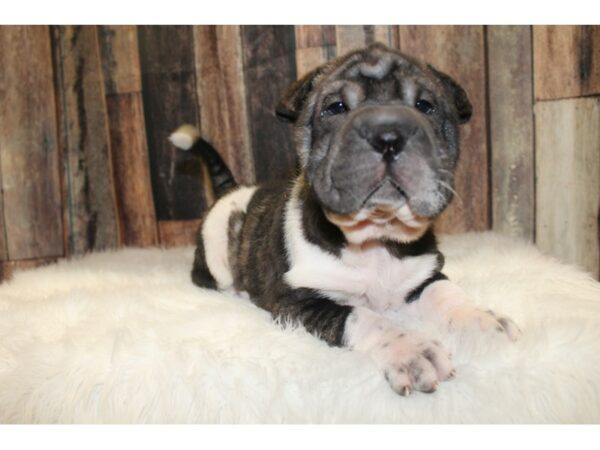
[415, 99, 435, 115]
[321, 101, 348, 117]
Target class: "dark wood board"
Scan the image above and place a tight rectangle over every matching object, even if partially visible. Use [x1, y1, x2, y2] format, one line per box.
[240, 26, 299, 182]
[0, 26, 64, 260]
[52, 25, 120, 254]
[138, 25, 208, 221]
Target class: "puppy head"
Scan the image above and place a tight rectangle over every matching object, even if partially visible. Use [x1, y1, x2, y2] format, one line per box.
[276, 43, 471, 243]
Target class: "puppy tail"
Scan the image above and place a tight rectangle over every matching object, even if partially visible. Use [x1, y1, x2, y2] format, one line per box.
[169, 124, 238, 199]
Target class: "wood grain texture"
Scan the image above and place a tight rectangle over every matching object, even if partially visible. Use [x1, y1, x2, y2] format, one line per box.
[106, 93, 158, 247]
[53, 25, 120, 254]
[535, 97, 600, 276]
[295, 25, 336, 49]
[138, 25, 208, 221]
[0, 26, 64, 260]
[374, 26, 399, 48]
[533, 25, 600, 100]
[400, 26, 489, 233]
[0, 168, 7, 261]
[335, 25, 375, 54]
[240, 26, 298, 182]
[158, 219, 202, 248]
[97, 25, 142, 95]
[194, 25, 255, 185]
[295, 25, 337, 76]
[487, 26, 535, 241]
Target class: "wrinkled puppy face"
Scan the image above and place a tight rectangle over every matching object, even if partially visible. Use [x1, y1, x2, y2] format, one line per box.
[276, 43, 472, 243]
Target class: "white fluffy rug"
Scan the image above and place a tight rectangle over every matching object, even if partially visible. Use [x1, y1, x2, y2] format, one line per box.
[1, 232, 600, 424]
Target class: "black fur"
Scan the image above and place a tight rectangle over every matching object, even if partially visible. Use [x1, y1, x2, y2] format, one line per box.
[223, 181, 352, 347]
[272, 287, 352, 347]
[227, 210, 246, 290]
[300, 184, 347, 257]
[405, 272, 448, 304]
[187, 138, 237, 198]
[191, 228, 217, 290]
[383, 228, 440, 259]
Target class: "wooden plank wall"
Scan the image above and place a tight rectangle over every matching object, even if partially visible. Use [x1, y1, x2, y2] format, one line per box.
[1, 25, 599, 282]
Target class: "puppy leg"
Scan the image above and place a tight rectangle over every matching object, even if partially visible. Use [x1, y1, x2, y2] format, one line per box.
[344, 307, 454, 395]
[417, 279, 521, 341]
[274, 288, 454, 395]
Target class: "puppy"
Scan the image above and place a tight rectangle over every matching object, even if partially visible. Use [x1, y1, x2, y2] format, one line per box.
[173, 43, 520, 396]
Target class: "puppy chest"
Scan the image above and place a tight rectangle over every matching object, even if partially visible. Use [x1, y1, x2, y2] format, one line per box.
[285, 244, 438, 312]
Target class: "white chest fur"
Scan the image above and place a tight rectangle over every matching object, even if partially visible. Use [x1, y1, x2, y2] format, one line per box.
[283, 187, 437, 312]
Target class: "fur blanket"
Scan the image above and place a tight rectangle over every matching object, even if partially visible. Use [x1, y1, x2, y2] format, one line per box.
[1, 232, 599, 423]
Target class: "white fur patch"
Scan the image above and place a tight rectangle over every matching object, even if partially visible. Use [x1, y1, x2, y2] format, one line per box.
[418, 280, 522, 341]
[202, 186, 257, 289]
[283, 180, 438, 310]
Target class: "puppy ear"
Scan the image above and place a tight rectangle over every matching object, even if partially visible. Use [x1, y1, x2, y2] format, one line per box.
[428, 65, 472, 124]
[275, 67, 323, 123]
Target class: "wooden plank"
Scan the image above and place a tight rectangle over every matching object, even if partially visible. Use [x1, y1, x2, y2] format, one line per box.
[295, 25, 336, 49]
[295, 25, 337, 75]
[240, 26, 298, 182]
[374, 26, 398, 48]
[335, 25, 375, 54]
[106, 93, 159, 247]
[97, 25, 142, 95]
[0, 26, 64, 260]
[194, 25, 255, 186]
[97, 25, 158, 247]
[535, 97, 600, 276]
[0, 168, 7, 261]
[0, 257, 59, 284]
[533, 25, 600, 100]
[400, 26, 489, 233]
[158, 219, 202, 248]
[138, 25, 208, 220]
[52, 25, 120, 254]
[487, 26, 535, 241]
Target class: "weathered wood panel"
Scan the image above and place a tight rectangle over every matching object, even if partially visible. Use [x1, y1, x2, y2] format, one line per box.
[106, 93, 159, 247]
[295, 25, 336, 49]
[0, 26, 64, 260]
[374, 26, 398, 48]
[335, 26, 371, 54]
[295, 25, 337, 76]
[194, 25, 255, 185]
[138, 25, 208, 221]
[487, 26, 535, 241]
[97, 25, 158, 247]
[400, 26, 489, 233]
[158, 219, 202, 248]
[535, 97, 600, 276]
[97, 25, 142, 95]
[52, 25, 120, 254]
[533, 25, 600, 101]
[240, 26, 298, 182]
[0, 168, 7, 261]
[0, 257, 59, 284]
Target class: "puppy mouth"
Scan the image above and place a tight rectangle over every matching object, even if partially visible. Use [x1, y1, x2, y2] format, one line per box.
[324, 181, 429, 232]
[359, 177, 406, 210]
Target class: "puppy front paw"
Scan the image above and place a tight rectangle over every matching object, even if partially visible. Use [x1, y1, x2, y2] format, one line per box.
[370, 331, 454, 396]
[447, 307, 521, 341]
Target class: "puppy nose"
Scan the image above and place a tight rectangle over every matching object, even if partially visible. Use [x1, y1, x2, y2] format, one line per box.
[370, 130, 406, 162]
